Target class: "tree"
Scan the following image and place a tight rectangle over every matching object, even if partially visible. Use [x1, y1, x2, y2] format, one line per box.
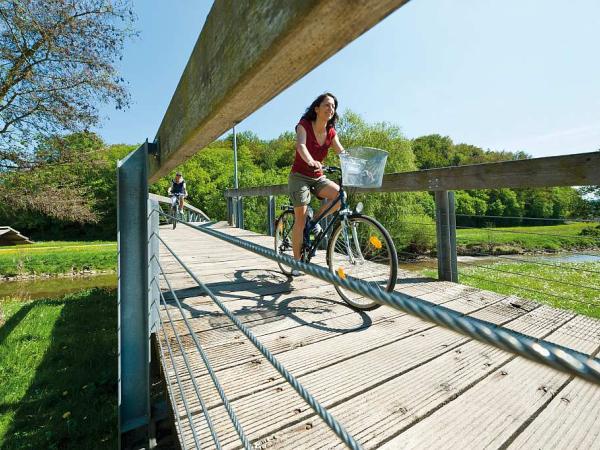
[0, 0, 135, 167]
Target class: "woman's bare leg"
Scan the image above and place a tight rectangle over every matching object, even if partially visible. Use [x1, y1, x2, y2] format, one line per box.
[293, 205, 308, 260]
[314, 182, 340, 220]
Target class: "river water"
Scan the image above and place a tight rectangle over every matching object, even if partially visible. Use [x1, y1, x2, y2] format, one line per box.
[0, 273, 117, 301]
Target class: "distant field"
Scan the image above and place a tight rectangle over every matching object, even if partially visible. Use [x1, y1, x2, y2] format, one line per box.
[456, 222, 600, 253]
[0, 242, 117, 277]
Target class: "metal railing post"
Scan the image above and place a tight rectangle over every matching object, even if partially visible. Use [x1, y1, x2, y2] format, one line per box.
[448, 191, 458, 282]
[267, 195, 276, 236]
[435, 190, 454, 282]
[237, 197, 244, 229]
[118, 143, 150, 448]
[227, 197, 233, 225]
[148, 199, 160, 334]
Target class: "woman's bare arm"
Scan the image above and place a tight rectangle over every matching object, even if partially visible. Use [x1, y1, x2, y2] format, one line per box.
[332, 134, 345, 155]
[296, 124, 321, 170]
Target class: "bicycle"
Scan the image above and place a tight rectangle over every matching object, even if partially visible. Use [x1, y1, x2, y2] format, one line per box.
[274, 165, 398, 310]
[169, 193, 185, 229]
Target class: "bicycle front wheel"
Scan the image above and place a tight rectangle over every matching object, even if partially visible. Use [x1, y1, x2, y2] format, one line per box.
[327, 214, 398, 310]
[172, 205, 177, 229]
[274, 210, 296, 275]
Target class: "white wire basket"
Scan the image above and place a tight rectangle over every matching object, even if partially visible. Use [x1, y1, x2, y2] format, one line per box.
[339, 147, 388, 188]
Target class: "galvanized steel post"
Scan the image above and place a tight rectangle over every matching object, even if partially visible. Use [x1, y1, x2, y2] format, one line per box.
[232, 123, 239, 227]
[267, 195, 276, 236]
[227, 197, 233, 226]
[148, 199, 160, 333]
[237, 197, 245, 229]
[117, 143, 150, 447]
[435, 190, 455, 282]
[448, 191, 458, 282]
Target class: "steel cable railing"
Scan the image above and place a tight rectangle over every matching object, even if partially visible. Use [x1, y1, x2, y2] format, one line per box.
[158, 211, 600, 386]
[156, 260, 252, 449]
[156, 281, 222, 449]
[156, 307, 202, 449]
[156, 231, 363, 450]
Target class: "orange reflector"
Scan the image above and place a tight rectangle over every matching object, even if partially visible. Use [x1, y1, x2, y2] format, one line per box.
[369, 236, 382, 249]
[337, 267, 346, 279]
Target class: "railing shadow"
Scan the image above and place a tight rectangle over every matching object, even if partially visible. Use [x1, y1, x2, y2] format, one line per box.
[163, 267, 372, 333]
[0, 288, 117, 450]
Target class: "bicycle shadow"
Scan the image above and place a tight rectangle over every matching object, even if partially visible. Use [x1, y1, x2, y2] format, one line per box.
[166, 267, 372, 333]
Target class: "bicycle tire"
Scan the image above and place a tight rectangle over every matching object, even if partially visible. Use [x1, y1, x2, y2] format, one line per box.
[327, 214, 398, 310]
[274, 210, 296, 275]
[172, 204, 177, 229]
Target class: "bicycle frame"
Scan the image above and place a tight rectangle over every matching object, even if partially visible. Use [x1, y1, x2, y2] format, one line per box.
[302, 175, 353, 261]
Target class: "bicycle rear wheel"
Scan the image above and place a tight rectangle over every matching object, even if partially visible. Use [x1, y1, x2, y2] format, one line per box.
[172, 204, 177, 229]
[327, 214, 397, 310]
[274, 210, 296, 275]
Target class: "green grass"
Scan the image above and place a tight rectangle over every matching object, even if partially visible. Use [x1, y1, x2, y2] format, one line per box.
[424, 261, 600, 319]
[456, 222, 600, 253]
[0, 288, 117, 449]
[0, 242, 117, 277]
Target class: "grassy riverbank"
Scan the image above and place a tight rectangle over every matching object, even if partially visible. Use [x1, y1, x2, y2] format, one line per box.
[424, 260, 600, 319]
[456, 222, 600, 254]
[0, 288, 117, 449]
[0, 242, 116, 278]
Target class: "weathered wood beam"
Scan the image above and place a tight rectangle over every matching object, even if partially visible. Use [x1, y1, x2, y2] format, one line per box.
[149, 0, 410, 182]
[224, 151, 600, 197]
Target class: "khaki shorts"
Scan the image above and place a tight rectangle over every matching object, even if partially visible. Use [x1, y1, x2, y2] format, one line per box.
[288, 172, 333, 207]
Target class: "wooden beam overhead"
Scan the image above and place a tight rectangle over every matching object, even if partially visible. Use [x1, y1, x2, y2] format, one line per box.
[150, 0, 410, 181]
[224, 152, 600, 197]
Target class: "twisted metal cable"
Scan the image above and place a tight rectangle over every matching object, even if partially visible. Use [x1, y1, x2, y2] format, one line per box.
[155, 329, 188, 450]
[155, 280, 222, 449]
[157, 232, 364, 450]
[156, 260, 253, 450]
[156, 311, 202, 449]
[158, 211, 600, 386]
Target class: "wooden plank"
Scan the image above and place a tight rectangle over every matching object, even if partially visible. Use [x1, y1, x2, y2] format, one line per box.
[164, 287, 511, 416]
[149, 0, 411, 181]
[262, 305, 576, 449]
[507, 320, 600, 449]
[156, 222, 600, 450]
[175, 295, 545, 448]
[381, 314, 600, 449]
[224, 152, 600, 197]
[160, 281, 497, 380]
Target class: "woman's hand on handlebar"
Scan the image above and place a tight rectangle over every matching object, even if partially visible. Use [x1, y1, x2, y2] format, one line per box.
[308, 160, 322, 171]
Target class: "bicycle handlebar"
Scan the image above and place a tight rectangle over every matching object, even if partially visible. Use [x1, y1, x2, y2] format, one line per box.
[322, 166, 341, 174]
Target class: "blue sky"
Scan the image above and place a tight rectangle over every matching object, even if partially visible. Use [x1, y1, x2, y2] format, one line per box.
[96, 0, 600, 158]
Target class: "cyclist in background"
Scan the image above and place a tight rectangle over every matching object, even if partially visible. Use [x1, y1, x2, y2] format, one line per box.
[168, 171, 187, 211]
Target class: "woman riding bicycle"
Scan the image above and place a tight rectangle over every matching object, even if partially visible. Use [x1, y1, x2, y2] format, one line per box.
[288, 92, 345, 275]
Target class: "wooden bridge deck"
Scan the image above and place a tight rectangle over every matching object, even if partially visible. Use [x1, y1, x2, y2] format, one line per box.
[157, 222, 600, 449]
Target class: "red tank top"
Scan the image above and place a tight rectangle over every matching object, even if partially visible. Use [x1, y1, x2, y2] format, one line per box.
[291, 118, 337, 178]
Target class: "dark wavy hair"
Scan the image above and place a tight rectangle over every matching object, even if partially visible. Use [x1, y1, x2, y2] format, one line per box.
[301, 92, 339, 130]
